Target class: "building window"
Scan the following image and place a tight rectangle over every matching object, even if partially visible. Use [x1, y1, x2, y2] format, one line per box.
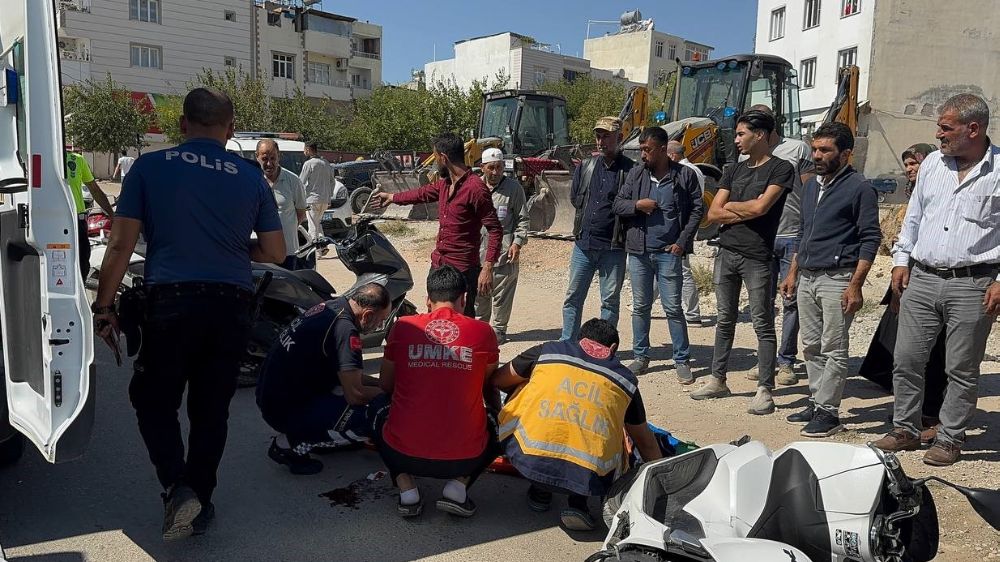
[804, 0, 821, 29]
[272, 53, 294, 79]
[769, 7, 786, 41]
[129, 44, 162, 68]
[224, 10, 236, 22]
[800, 57, 816, 88]
[668, 44, 676, 60]
[534, 66, 546, 86]
[267, 12, 281, 27]
[837, 47, 857, 79]
[655, 41, 664, 58]
[842, 0, 860, 17]
[129, 0, 160, 23]
[308, 62, 331, 85]
[224, 56, 236, 67]
[684, 47, 707, 62]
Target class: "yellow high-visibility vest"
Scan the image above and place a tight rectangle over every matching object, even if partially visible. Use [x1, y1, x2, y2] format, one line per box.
[499, 341, 637, 477]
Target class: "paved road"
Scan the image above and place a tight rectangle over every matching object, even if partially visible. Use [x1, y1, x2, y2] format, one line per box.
[0, 343, 603, 562]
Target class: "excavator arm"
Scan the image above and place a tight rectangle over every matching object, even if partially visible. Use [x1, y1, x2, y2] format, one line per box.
[824, 65, 859, 134]
[619, 86, 649, 142]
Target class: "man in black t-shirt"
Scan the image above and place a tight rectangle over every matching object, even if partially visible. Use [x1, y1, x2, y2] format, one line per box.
[256, 283, 391, 474]
[692, 111, 794, 415]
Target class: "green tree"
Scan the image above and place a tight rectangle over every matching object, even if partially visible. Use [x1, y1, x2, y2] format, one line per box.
[540, 76, 629, 143]
[271, 88, 347, 149]
[154, 94, 184, 145]
[63, 73, 151, 154]
[186, 66, 272, 132]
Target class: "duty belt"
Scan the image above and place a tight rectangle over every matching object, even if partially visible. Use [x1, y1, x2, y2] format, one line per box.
[147, 282, 253, 301]
[915, 261, 999, 280]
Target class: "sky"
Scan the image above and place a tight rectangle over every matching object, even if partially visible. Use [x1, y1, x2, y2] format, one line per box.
[315, 0, 759, 84]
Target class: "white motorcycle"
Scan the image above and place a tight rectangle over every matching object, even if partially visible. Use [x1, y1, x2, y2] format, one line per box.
[591, 440, 1000, 562]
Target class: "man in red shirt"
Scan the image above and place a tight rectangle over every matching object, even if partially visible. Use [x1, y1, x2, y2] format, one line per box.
[371, 133, 503, 316]
[372, 265, 501, 518]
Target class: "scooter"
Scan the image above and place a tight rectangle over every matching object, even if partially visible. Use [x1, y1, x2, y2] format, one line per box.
[591, 440, 1000, 562]
[238, 213, 416, 386]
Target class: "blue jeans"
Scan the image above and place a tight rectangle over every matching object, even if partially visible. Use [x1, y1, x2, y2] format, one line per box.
[561, 245, 626, 341]
[628, 252, 690, 363]
[770, 237, 800, 366]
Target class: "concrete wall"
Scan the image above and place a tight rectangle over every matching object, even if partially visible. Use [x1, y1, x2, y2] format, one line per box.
[512, 48, 598, 89]
[585, 31, 653, 84]
[754, 0, 875, 126]
[862, 0, 1000, 177]
[425, 34, 515, 88]
[585, 30, 709, 87]
[59, 0, 253, 95]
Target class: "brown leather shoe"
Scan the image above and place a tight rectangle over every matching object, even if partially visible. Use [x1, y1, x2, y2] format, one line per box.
[871, 429, 921, 452]
[920, 424, 940, 446]
[923, 441, 961, 467]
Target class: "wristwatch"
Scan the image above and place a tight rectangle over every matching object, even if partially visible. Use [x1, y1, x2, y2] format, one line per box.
[91, 304, 115, 315]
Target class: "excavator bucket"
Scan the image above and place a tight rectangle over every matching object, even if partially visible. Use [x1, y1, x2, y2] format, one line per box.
[528, 170, 575, 239]
[371, 170, 439, 220]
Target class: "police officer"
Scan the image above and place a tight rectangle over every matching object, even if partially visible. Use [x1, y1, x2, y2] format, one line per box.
[491, 318, 662, 531]
[93, 88, 285, 541]
[65, 149, 114, 277]
[256, 283, 391, 475]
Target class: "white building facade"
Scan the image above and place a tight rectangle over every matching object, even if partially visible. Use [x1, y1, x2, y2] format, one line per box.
[424, 32, 618, 90]
[584, 29, 713, 88]
[57, 0, 254, 96]
[254, 2, 382, 102]
[754, 0, 875, 134]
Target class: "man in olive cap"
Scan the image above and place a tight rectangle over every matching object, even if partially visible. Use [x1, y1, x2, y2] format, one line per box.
[561, 117, 636, 341]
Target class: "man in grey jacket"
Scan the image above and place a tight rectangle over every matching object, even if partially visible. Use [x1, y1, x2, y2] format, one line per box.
[476, 148, 530, 343]
[613, 127, 704, 381]
[300, 142, 336, 242]
[780, 122, 881, 437]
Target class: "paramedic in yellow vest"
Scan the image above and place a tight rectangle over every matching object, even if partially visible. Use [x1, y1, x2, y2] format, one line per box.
[66, 150, 115, 277]
[491, 318, 662, 531]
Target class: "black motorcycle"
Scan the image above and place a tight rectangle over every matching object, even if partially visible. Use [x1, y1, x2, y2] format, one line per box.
[238, 214, 416, 386]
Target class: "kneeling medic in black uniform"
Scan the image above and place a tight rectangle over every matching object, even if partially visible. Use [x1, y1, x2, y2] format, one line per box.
[256, 283, 391, 474]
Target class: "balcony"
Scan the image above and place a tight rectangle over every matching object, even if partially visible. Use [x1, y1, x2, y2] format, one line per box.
[303, 30, 351, 59]
[350, 51, 380, 72]
[304, 81, 352, 101]
[58, 36, 91, 83]
[58, 0, 91, 28]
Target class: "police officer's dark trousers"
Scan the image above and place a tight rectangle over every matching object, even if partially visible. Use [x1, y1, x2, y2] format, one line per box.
[128, 283, 252, 503]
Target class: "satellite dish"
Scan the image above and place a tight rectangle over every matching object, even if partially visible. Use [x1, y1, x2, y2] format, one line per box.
[620, 10, 642, 27]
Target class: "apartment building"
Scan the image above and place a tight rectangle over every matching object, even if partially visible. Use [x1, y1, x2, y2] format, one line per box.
[254, 1, 382, 102]
[756, 0, 999, 176]
[424, 32, 621, 90]
[584, 19, 713, 88]
[57, 0, 382, 105]
[57, 0, 253, 95]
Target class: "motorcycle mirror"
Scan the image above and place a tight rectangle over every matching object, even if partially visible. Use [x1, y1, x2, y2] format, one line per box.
[920, 476, 1000, 531]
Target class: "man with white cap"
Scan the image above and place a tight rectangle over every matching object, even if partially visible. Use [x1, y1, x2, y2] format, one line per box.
[475, 148, 530, 343]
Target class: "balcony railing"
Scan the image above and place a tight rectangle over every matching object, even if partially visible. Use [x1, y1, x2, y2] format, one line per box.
[59, 0, 91, 12]
[351, 50, 381, 60]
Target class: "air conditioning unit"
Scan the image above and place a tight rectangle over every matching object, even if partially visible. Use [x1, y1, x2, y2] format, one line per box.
[335, 58, 349, 69]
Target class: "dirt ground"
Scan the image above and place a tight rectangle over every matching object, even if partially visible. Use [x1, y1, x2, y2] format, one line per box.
[318, 219, 1000, 560]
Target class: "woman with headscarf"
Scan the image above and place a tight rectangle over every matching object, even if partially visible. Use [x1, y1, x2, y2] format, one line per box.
[859, 143, 946, 445]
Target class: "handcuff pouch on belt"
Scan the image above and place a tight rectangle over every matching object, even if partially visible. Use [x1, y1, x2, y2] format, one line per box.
[118, 277, 147, 358]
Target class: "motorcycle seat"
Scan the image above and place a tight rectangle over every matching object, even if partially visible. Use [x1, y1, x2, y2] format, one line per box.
[291, 269, 335, 297]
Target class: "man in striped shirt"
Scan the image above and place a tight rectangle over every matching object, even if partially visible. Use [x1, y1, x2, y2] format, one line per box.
[873, 93, 1000, 466]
